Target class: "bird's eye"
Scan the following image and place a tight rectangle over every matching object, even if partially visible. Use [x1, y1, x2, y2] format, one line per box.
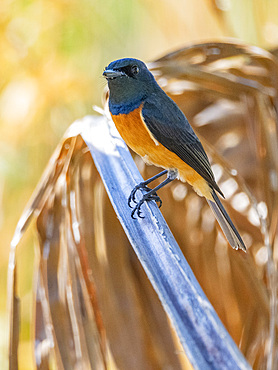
[131, 65, 139, 75]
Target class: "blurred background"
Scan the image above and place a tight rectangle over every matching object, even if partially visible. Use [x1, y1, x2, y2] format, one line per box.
[1, 0, 278, 368]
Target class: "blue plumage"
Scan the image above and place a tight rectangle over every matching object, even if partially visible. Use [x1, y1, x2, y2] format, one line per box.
[103, 58, 246, 251]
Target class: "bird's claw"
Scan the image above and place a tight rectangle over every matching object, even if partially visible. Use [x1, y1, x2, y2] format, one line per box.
[128, 183, 156, 207]
[130, 192, 162, 219]
[131, 205, 144, 219]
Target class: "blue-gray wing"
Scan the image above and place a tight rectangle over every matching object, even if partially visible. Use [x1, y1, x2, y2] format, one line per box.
[142, 93, 223, 196]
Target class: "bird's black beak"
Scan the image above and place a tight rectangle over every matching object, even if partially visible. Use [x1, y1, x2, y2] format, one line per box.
[103, 69, 125, 79]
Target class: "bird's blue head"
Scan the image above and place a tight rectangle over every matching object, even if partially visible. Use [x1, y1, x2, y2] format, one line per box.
[103, 58, 158, 114]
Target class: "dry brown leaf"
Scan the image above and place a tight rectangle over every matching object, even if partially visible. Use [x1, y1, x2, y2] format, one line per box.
[8, 42, 278, 369]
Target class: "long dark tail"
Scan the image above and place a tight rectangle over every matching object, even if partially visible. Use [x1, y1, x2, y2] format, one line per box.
[207, 189, 246, 251]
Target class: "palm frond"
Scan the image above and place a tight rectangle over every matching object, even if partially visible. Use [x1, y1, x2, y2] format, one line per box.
[8, 42, 278, 369]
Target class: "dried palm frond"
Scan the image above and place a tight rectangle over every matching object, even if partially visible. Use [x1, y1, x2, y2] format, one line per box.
[8, 42, 278, 369]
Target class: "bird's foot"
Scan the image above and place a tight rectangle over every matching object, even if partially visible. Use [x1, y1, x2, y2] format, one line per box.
[128, 183, 157, 207]
[131, 192, 162, 219]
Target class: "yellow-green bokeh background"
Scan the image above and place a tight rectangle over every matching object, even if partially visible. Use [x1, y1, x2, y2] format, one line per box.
[1, 0, 278, 368]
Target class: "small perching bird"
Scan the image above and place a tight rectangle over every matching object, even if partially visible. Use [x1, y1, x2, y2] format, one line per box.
[103, 58, 246, 252]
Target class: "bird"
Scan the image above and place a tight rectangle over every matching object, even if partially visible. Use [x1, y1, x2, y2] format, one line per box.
[103, 58, 246, 251]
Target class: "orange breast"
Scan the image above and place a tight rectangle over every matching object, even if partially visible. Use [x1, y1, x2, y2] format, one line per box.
[111, 105, 212, 199]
